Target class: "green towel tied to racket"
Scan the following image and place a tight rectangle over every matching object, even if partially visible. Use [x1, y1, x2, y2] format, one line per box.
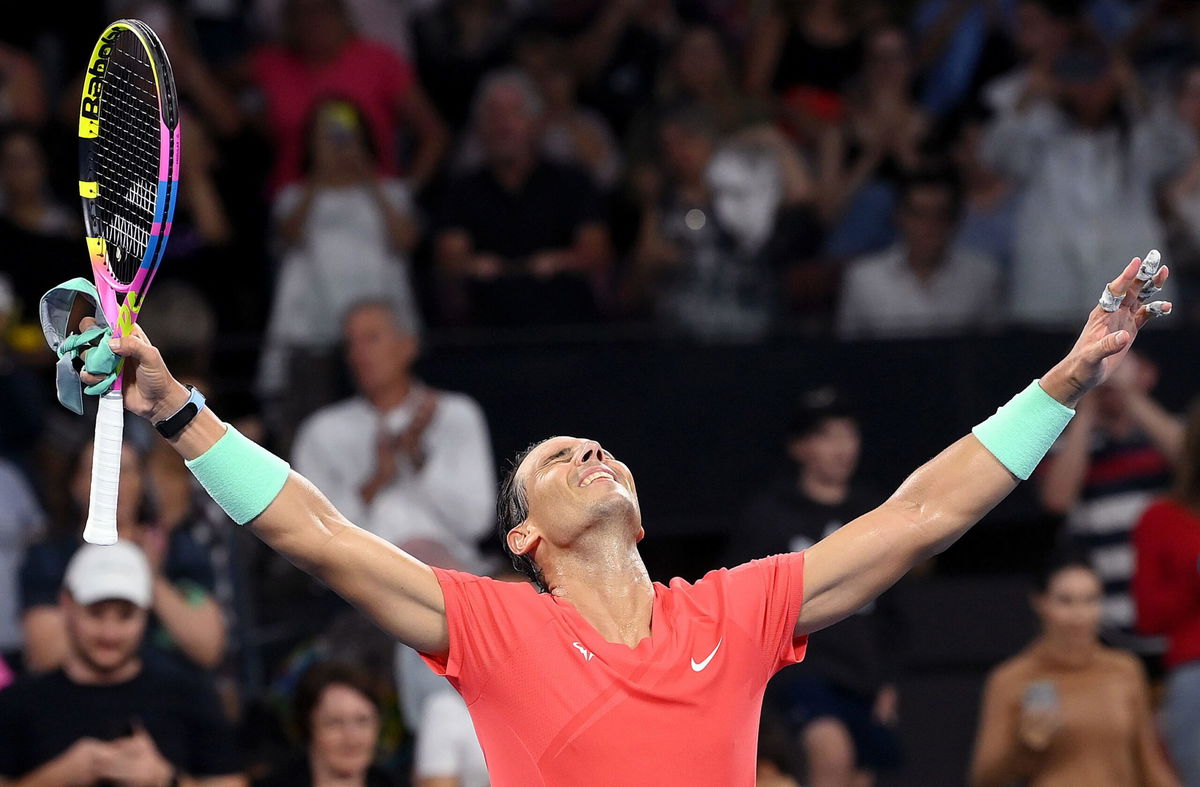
[39, 278, 122, 414]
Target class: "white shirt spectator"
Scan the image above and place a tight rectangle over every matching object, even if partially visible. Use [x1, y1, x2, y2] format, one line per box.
[258, 179, 420, 398]
[983, 102, 1192, 326]
[415, 689, 490, 787]
[292, 388, 495, 574]
[0, 460, 43, 652]
[836, 243, 1002, 339]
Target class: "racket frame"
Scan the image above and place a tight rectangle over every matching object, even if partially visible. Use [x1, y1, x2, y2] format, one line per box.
[78, 18, 181, 545]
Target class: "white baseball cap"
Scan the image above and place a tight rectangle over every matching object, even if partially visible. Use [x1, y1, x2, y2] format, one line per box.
[64, 541, 153, 608]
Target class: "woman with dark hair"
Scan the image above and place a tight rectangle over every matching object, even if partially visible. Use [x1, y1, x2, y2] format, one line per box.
[970, 558, 1178, 786]
[258, 661, 394, 787]
[1135, 399, 1200, 786]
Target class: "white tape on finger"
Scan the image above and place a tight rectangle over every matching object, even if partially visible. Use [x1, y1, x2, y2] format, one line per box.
[1136, 249, 1162, 282]
[83, 391, 123, 545]
[1098, 286, 1125, 312]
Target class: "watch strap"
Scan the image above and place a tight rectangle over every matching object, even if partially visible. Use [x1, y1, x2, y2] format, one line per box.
[155, 385, 207, 439]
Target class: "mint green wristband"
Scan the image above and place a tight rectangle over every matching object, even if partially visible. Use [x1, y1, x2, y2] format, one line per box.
[972, 380, 1075, 480]
[185, 424, 290, 524]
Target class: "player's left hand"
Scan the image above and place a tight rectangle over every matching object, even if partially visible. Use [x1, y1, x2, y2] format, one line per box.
[1041, 253, 1170, 407]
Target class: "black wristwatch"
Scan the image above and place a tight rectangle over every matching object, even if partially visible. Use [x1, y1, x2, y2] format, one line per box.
[154, 385, 206, 439]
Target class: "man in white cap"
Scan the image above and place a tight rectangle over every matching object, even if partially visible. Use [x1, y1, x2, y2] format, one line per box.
[0, 542, 242, 786]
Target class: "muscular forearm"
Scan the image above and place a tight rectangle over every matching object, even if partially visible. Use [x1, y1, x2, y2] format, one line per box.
[151, 577, 225, 669]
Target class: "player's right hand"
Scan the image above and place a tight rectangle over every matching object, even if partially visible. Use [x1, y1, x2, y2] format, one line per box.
[78, 317, 189, 423]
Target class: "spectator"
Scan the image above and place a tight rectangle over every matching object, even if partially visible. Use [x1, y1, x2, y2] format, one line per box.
[571, 0, 681, 136]
[980, 0, 1079, 117]
[250, 0, 447, 192]
[0, 542, 244, 786]
[1158, 62, 1200, 322]
[626, 110, 821, 339]
[910, 0, 1017, 118]
[1038, 352, 1183, 666]
[292, 299, 495, 573]
[435, 69, 612, 327]
[817, 26, 931, 259]
[0, 273, 44, 477]
[726, 388, 901, 786]
[514, 28, 623, 190]
[969, 557, 1178, 787]
[21, 440, 226, 674]
[414, 689, 489, 787]
[1134, 399, 1200, 786]
[947, 110, 1019, 273]
[411, 0, 516, 132]
[257, 98, 421, 412]
[0, 44, 45, 126]
[836, 169, 1002, 339]
[0, 125, 79, 312]
[256, 661, 394, 787]
[628, 24, 771, 168]
[744, 0, 865, 145]
[0, 125, 75, 239]
[0, 457, 42, 672]
[983, 41, 1193, 326]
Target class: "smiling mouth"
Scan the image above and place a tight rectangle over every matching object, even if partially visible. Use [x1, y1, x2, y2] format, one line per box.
[579, 469, 616, 487]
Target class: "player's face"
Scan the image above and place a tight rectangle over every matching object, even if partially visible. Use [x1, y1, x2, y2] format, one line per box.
[789, 417, 860, 485]
[511, 437, 642, 554]
[1034, 567, 1103, 643]
[309, 684, 380, 779]
[65, 597, 147, 675]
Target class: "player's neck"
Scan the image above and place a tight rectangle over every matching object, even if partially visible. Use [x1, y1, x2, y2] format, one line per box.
[547, 538, 654, 648]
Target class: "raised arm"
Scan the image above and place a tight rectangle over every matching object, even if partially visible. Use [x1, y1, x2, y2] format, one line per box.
[82, 322, 450, 657]
[797, 256, 1171, 635]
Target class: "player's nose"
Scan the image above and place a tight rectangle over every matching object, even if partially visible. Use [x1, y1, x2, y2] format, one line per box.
[575, 440, 605, 465]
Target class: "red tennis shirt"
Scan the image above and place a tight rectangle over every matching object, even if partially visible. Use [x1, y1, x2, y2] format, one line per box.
[419, 552, 808, 786]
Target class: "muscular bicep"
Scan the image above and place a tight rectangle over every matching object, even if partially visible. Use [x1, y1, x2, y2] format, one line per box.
[795, 500, 925, 635]
[250, 473, 449, 655]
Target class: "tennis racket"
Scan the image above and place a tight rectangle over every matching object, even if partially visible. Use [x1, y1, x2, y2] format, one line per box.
[79, 19, 181, 545]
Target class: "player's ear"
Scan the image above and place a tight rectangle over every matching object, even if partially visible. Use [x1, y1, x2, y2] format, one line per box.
[508, 525, 538, 556]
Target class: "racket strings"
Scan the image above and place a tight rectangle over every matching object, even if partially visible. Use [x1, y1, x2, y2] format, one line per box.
[92, 31, 161, 285]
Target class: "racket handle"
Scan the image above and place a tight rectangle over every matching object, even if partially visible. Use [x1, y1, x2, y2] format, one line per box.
[84, 391, 124, 545]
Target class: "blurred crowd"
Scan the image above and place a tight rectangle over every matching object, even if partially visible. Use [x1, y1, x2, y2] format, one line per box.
[3, 0, 1200, 785]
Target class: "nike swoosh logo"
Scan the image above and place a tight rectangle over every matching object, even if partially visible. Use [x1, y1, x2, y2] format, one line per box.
[690, 639, 722, 671]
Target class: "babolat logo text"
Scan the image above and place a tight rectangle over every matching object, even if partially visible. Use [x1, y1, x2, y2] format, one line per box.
[80, 29, 122, 121]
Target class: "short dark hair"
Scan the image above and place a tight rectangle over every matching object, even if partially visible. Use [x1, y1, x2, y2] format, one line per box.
[787, 387, 856, 441]
[1032, 552, 1096, 595]
[293, 661, 378, 743]
[498, 441, 550, 593]
[898, 167, 964, 220]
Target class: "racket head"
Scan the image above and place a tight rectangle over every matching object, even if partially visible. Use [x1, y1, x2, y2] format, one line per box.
[78, 18, 181, 342]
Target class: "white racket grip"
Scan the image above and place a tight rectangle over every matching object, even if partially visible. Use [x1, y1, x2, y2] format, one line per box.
[84, 391, 124, 545]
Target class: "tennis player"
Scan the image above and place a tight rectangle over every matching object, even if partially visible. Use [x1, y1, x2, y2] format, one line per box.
[77, 255, 1169, 786]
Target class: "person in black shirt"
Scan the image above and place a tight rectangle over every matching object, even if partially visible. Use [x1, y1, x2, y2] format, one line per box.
[435, 68, 612, 327]
[0, 541, 242, 786]
[729, 388, 901, 787]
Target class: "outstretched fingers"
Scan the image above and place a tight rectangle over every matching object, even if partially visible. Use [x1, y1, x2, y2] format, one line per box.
[1135, 300, 1173, 328]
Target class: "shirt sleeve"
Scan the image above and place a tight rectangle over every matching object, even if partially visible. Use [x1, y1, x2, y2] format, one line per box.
[419, 568, 536, 702]
[19, 542, 65, 611]
[723, 552, 808, 678]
